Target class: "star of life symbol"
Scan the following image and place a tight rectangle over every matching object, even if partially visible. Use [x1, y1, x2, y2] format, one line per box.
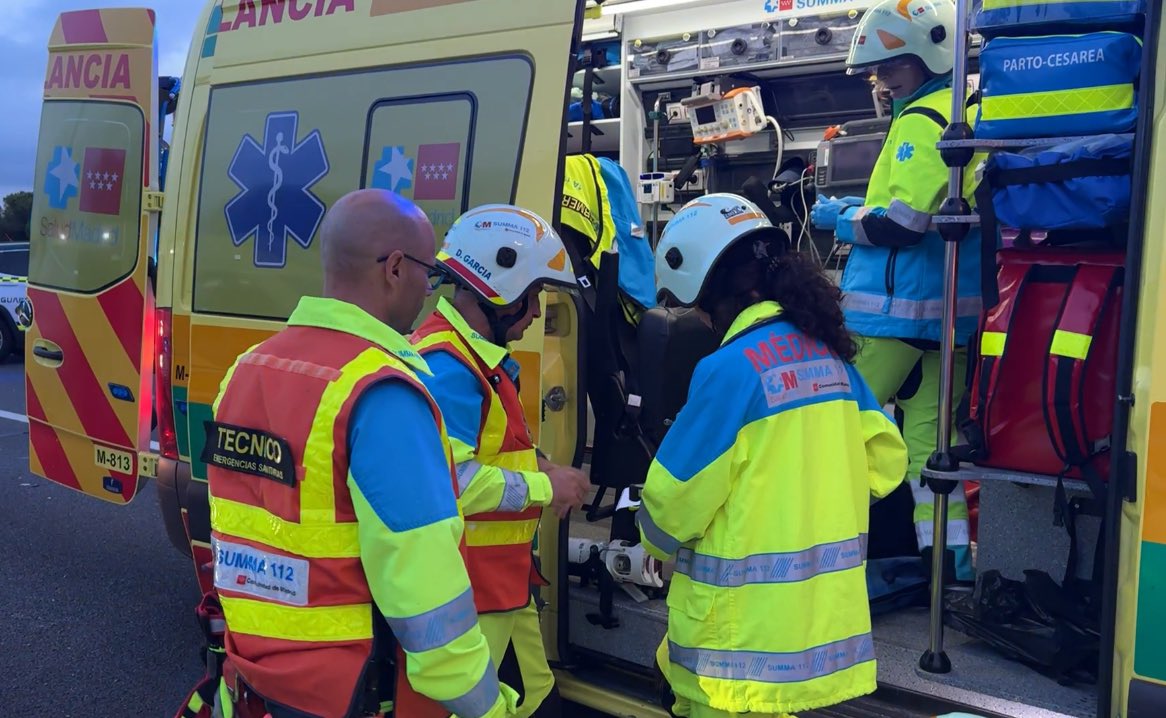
[44, 146, 80, 210]
[225, 111, 330, 268]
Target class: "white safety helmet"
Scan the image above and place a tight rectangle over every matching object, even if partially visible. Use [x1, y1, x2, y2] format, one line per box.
[438, 203, 577, 307]
[846, 0, 958, 77]
[655, 193, 786, 308]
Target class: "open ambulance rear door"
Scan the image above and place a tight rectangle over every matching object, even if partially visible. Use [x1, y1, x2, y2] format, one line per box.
[25, 8, 159, 504]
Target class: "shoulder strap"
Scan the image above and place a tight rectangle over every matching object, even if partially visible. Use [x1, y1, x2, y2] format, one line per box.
[1042, 264, 1121, 501]
[974, 261, 1034, 452]
[899, 105, 948, 130]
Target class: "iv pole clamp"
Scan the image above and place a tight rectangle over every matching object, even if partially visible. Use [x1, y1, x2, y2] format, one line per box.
[919, 0, 976, 676]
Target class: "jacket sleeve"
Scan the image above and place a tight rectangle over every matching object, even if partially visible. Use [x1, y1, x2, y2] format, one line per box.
[421, 351, 552, 515]
[636, 359, 740, 560]
[836, 113, 945, 249]
[347, 380, 516, 718]
[848, 366, 909, 499]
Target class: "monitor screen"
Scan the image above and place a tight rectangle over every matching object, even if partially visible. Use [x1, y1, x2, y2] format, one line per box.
[693, 104, 717, 125]
[829, 136, 884, 184]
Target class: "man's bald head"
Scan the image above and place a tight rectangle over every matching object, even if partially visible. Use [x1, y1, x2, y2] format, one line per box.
[318, 189, 437, 331]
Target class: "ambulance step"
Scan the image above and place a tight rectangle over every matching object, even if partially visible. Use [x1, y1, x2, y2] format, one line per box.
[805, 687, 1010, 718]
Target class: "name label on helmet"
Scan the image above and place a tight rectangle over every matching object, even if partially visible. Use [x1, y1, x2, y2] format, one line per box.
[201, 420, 297, 487]
[454, 248, 493, 280]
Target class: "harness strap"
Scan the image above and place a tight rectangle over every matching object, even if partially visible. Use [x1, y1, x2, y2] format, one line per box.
[175, 592, 228, 718]
[974, 261, 1033, 455]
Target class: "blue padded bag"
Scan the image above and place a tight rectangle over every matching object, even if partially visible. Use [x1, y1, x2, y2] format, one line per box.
[972, 0, 1145, 36]
[975, 32, 1141, 140]
[596, 157, 657, 311]
[979, 134, 1132, 231]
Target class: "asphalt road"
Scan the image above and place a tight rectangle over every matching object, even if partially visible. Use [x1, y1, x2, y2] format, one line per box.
[0, 359, 607, 718]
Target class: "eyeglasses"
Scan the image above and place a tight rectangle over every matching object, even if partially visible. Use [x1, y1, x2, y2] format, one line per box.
[377, 252, 446, 291]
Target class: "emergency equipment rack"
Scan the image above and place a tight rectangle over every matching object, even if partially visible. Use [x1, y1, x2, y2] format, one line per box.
[922, 2, 1157, 713]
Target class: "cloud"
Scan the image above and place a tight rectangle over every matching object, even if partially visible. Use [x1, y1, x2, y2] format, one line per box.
[0, 1, 202, 200]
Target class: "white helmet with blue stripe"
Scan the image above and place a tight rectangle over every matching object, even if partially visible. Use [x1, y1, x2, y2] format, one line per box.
[654, 193, 786, 309]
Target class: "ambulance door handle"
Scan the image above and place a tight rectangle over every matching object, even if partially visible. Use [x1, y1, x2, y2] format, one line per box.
[32, 340, 64, 366]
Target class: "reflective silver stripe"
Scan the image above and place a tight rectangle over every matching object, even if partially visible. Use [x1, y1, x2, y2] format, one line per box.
[886, 198, 932, 233]
[841, 207, 875, 247]
[636, 506, 682, 556]
[497, 469, 529, 512]
[675, 534, 868, 587]
[759, 358, 852, 411]
[455, 460, 482, 494]
[443, 662, 501, 718]
[842, 292, 982, 321]
[668, 632, 875, 684]
[386, 588, 478, 654]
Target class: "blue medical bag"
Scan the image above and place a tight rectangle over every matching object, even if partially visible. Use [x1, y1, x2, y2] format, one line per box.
[972, 0, 1145, 36]
[974, 32, 1142, 140]
[976, 134, 1132, 232]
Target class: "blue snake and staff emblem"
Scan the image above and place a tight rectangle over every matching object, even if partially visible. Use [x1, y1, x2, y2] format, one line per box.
[267, 131, 290, 252]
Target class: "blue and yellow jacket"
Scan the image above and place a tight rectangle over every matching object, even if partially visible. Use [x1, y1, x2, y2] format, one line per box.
[637, 301, 908, 714]
[836, 77, 987, 345]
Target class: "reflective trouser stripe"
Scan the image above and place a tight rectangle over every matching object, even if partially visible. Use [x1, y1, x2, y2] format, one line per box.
[675, 534, 869, 587]
[218, 595, 373, 642]
[464, 518, 539, 546]
[387, 587, 479, 653]
[842, 292, 983, 322]
[211, 497, 360, 558]
[668, 632, 874, 683]
[1051, 329, 1092, 359]
[980, 84, 1133, 121]
[911, 478, 970, 548]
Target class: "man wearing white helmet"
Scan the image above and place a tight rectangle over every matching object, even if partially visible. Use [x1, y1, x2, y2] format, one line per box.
[411, 204, 590, 718]
[638, 193, 908, 717]
[811, 0, 983, 584]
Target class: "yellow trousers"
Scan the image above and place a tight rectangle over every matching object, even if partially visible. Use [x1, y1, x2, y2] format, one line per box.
[655, 639, 798, 718]
[479, 600, 554, 718]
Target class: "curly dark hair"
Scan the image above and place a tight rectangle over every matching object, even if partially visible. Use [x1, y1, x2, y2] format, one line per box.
[761, 252, 858, 362]
[700, 235, 857, 363]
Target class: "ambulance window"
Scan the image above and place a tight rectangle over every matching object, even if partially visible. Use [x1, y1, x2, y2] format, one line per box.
[0, 246, 29, 277]
[29, 101, 144, 293]
[192, 56, 532, 321]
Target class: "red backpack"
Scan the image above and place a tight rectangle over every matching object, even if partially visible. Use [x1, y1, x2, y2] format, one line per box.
[962, 247, 1123, 500]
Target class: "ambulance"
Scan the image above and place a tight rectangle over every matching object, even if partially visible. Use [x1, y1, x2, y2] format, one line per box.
[21, 1, 1166, 717]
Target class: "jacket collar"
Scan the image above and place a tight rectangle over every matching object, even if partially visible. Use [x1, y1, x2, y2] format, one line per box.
[721, 300, 784, 346]
[287, 296, 432, 376]
[435, 296, 508, 369]
[892, 73, 953, 118]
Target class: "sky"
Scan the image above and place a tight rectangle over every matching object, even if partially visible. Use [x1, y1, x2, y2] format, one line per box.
[0, 1, 204, 201]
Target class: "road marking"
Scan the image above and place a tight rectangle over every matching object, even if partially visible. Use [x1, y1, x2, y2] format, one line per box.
[0, 410, 161, 451]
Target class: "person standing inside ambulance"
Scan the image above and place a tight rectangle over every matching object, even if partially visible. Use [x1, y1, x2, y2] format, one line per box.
[811, 0, 982, 583]
[411, 204, 591, 718]
[638, 194, 909, 717]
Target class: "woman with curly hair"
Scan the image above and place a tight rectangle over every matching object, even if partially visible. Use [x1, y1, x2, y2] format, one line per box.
[636, 193, 908, 718]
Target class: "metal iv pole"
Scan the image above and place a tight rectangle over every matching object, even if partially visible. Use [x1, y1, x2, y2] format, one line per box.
[919, 0, 976, 675]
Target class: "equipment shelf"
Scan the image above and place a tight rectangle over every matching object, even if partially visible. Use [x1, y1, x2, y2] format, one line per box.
[950, 465, 1091, 493]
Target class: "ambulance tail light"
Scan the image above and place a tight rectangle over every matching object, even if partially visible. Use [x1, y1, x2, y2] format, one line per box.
[155, 308, 179, 461]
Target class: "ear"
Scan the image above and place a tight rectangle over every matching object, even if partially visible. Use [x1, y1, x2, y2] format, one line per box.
[382, 249, 405, 282]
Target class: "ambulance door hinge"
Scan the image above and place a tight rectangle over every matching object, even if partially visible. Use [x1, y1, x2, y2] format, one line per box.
[144, 191, 165, 213]
[1119, 450, 1138, 504]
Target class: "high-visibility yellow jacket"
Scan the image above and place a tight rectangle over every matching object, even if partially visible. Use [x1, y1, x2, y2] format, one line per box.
[412, 298, 552, 613]
[637, 301, 908, 715]
[208, 296, 514, 718]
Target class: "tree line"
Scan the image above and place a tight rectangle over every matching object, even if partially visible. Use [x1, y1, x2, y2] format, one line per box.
[1, 192, 32, 243]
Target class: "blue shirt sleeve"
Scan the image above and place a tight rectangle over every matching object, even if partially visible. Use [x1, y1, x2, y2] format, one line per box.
[347, 379, 459, 533]
[416, 350, 486, 448]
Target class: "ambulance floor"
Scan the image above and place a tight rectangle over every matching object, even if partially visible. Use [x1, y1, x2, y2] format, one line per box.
[565, 516, 1096, 718]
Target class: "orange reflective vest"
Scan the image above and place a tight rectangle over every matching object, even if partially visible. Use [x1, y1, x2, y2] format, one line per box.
[207, 322, 458, 718]
[412, 311, 546, 614]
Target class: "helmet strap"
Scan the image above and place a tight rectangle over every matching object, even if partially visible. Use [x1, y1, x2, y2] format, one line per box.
[481, 294, 530, 347]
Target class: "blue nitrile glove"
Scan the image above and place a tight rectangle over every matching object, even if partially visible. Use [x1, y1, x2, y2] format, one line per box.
[810, 196, 864, 230]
